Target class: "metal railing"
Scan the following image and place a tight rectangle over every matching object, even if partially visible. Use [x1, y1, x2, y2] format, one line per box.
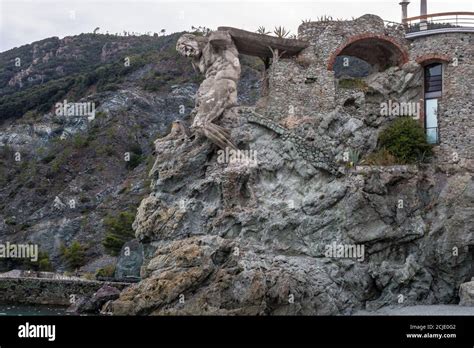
[384, 20, 404, 28]
[403, 12, 474, 33]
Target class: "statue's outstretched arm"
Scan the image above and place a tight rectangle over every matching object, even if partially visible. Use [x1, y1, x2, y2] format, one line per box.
[208, 31, 233, 48]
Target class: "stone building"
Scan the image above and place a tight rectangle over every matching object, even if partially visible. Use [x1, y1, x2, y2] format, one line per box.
[260, 8, 473, 166]
[107, 4, 473, 315]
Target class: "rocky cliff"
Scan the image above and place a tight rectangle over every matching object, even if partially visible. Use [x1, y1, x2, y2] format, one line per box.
[109, 61, 473, 315]
[1, 31, 472, 315]
[0, 33, 262, 272]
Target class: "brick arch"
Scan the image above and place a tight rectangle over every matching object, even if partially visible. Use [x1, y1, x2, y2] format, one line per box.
[415, 54, 452, 65]
[327, 33, 409, 71]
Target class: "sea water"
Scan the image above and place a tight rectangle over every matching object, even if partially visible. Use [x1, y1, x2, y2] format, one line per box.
[0, 304, 69, 316]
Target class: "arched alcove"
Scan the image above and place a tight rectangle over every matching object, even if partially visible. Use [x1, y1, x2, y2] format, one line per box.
[328, 34, 409, 73]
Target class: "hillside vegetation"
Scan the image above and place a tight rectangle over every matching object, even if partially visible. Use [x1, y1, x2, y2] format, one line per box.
[0, 32, 262, 273]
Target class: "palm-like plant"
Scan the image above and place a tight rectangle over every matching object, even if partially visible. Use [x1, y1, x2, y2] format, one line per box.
[273, 26, 290, 38]
[256, 25, 295, 38]
[348, 149, 360, 167]
[191, 26, 212, 36]
[256, 26, 270, 35]
[317, 15, 333, 22]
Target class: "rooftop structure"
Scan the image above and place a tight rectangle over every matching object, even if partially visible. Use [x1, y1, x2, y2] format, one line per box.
[399, 0, 474, 38]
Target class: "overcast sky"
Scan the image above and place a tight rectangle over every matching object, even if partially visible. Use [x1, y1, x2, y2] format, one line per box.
[1, 0, 472, 52]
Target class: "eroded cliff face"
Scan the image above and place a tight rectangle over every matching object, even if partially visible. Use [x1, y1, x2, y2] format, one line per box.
[0, 33, 262, 272]
[110, 62, 473, 315]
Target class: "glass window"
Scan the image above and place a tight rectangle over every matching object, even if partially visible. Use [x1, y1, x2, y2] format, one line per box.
[424, 63, 442, 144]
[424, 63, 442, 94]
[425, 98, 439, 144]
[425, 63, 442, 77]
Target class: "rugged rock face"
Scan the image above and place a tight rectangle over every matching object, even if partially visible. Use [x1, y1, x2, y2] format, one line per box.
[459, 280, 474, 306]
[114, 239, 143, 280]
[0, 276, 128, 306]
[110, 62, 473, 315]
[1, 27, 471, 315]
[68, 284, 121, 314]
[110, 235, 367, 315]
[0, 33, 262, 272]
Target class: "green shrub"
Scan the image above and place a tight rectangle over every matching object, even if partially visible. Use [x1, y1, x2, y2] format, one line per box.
[79, 194, 90, 203]
[126, 144, 144, 170]
[72, 134, 89, 149]
[19, 251, 53, 272]
[129, 143, 143, 155]
[50, 160, 61, 174]
[41, 153, 56, 164]
[5, 217, 16, 225]
[98, 83, 120, 92]
[60, 241, 86, 270]
[95, 264, 116, 278]
[0, 168, 6, 186]
[37, 252, 54, 272]
[102, 211, 136, 256]
[378, 117, 432, 164]
[364, 148, 398, 166]
[82, 273, 95, 280]
[126, 152, 143, 169]
[338, 78, 368, 90]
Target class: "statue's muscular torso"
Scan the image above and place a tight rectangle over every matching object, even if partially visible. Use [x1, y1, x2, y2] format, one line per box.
[177, 31, 241, 150]
[197, 38, 241, 83]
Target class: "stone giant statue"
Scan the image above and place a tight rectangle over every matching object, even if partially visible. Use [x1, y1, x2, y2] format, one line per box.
[176, 28, 340, 175]
[176, 32, 241, 150]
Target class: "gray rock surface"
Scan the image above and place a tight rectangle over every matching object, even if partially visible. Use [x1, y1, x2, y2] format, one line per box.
[67, 285, 121, 314]
[2, 26, 471, 316]
[114, 239, 143, 280]
[459, 281, 474, 306]
[110, 65, 473, 314]
[0, 33, 263, 272]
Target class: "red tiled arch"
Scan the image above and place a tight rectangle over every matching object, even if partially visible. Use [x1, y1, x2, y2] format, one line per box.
[327, 33, 409, 70]
[415, 54, 452, 65]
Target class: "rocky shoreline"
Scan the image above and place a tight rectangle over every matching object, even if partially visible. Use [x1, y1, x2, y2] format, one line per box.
[0, 270, 128, 314]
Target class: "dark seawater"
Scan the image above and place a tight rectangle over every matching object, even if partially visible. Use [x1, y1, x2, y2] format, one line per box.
[0, 304, 69, 316]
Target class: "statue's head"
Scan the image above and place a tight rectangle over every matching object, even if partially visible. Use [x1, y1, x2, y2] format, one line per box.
[176, 34, 206, 58]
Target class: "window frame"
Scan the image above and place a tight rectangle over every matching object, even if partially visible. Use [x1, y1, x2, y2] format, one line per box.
[423, 62, 443, 145]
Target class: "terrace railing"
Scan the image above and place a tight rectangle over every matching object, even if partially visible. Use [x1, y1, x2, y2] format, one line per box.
[403, 12, 474, 34]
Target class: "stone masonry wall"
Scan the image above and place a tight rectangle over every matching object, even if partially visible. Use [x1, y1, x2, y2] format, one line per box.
[265, 59, 335, 121]
[0, 277, 129, 305]
[409, 32, 474, 167]
[265, 15, 409, 121]
[298, 14, 407, 69]
[265, 14, 472, 169]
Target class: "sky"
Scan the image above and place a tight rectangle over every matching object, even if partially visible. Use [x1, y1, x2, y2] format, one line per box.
[0, 0, 473, 52]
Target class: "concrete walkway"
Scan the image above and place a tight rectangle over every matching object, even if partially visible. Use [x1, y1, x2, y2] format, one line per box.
[354, 305, 474, 316]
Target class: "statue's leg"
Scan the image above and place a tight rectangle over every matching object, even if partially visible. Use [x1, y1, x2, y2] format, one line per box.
[192, 79, 238, 150]
[202, 122, 237, 151]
